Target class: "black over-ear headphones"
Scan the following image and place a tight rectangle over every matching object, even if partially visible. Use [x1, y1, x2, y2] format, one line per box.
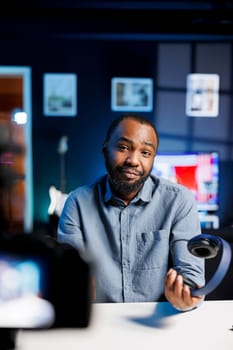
[187, 234, 232, 297]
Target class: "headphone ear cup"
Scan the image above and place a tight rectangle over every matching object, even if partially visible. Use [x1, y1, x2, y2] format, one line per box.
[188, 236, 220, 259]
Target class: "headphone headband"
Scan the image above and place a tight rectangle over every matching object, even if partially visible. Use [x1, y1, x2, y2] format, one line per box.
[187, 234, 232, 297]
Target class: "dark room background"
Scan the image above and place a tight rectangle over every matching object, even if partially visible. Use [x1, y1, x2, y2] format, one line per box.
[1, 1, 233, 229]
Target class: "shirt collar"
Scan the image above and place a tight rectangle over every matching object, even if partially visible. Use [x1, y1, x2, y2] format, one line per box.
[104, 175, 155, 204]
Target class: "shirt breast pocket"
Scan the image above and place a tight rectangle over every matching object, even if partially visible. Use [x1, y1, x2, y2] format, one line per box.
[135, 230, 169, 270]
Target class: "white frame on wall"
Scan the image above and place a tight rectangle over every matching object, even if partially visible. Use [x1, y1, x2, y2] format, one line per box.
[43, 73, 77, 117]
[111, 77, 153, 112]
[186, 73, 220, 117]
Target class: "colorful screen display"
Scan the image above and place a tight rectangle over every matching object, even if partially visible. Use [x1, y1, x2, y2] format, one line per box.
[152, 152, 219, 212]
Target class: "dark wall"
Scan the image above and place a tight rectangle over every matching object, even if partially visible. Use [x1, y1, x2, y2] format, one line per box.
[1, 27, 233, 227]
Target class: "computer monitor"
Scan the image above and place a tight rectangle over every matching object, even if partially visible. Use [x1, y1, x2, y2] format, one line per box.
[151, 151, 219, 212]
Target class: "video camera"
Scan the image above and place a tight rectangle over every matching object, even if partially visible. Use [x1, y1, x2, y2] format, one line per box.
[0, 232, 92, 348]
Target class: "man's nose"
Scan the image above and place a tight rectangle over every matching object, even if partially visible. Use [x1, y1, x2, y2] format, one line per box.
[125, 152, 140, 166]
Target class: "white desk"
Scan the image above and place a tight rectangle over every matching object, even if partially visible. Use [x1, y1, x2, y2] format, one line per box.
[17, 300, 233, 350]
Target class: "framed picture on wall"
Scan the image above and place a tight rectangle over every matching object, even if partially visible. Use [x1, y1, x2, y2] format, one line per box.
[111, 77, 153, 112]
[186, 73, 220, 117]
[43, 73, 77, 116]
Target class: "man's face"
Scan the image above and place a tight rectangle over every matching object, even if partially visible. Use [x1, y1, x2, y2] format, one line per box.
[103, 118, 158, 197]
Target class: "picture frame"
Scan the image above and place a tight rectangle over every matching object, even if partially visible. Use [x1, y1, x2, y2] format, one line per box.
[43, 73, 77, 116]
[186, 73, 220, 117]
[111, 77, 153, 112]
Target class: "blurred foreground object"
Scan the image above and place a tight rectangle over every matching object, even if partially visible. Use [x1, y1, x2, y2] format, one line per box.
[0, 233, 92, 349]
[0, 233, 92, 329]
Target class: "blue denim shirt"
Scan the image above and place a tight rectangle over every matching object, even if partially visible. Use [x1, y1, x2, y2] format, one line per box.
[58, 175, 205, 303]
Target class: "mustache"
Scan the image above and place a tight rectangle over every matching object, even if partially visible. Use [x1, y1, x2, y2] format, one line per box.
[118, 166, 144, 176]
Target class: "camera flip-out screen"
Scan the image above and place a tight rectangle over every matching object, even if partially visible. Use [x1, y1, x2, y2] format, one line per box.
[0, 253, 55, 329]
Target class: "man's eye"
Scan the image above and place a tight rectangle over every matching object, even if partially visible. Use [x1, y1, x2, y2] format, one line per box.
[117, 145, 128, 151]
[142, 150, 151, 157]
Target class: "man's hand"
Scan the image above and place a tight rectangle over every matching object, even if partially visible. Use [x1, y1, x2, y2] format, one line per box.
[164, 268, 204, 311]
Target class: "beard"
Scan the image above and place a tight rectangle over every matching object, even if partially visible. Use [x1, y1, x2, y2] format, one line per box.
[104, 154, 151, 196]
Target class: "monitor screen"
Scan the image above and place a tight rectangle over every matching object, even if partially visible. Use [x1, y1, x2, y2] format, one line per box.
[151, 151, 219, 212]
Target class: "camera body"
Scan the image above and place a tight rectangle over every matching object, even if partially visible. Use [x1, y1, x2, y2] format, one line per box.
[0, 233, 92, 329]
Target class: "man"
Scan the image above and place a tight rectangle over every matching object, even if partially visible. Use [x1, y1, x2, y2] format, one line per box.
[58, 114, 205, 311]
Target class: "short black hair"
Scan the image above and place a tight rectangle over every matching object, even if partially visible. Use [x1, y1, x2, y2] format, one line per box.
[104, 113, 159, 149]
